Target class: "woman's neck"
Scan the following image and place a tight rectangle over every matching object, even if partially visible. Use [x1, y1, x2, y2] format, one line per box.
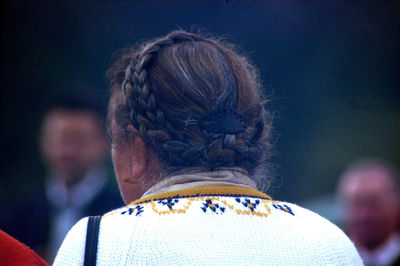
[142, 167, 257, 197]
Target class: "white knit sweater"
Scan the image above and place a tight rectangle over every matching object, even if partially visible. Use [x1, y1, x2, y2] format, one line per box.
[54, 186, 363, 265]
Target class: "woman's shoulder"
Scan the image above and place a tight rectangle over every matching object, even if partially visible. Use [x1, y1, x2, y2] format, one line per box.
[53, 205, 128, 265]
[270, 201, 348, 239]
[53, 217, 88, 265]
[271, 201, 362, 264]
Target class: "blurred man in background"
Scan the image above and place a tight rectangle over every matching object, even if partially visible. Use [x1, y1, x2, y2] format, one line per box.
[1, 96, 123, 263]
[338, 158, 400, 266]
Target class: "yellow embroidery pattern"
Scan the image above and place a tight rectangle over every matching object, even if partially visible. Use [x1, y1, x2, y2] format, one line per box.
[150, 196, 217, 215]
[132, 186, 271, 205]
[103, 187, 294, 219]
[111, 196, 283, 218]
[234, 199, 273, 218]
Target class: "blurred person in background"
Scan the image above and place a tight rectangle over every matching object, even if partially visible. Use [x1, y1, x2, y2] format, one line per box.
[54, 30, 362, 265]
[0, 95, 123, 263]
[338, 158, 400, 266]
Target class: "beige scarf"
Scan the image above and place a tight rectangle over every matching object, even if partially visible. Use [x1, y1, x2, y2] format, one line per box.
[142, 167, 257, 197]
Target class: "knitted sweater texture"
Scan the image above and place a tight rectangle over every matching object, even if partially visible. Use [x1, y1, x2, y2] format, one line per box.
[54, 186, 363, 265]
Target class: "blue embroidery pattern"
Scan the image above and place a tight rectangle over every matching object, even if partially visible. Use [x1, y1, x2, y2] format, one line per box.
[235, 198, 261, 211]
[121, 205, 144, 216]
[158, 198, 179, 210]
[272, 203, 294, 216]
[116, 196, 295, 218]
[201, 199, 226, 214]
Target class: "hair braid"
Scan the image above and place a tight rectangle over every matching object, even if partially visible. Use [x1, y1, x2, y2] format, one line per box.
[111, 30, 272, 181]
[122, 32, 207, 165]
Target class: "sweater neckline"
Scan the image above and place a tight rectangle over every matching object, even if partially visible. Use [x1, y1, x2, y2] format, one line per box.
[129, 186, 272, 206]
[142, 168, 256, 198]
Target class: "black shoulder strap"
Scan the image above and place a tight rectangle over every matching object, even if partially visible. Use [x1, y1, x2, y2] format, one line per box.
[84, 215, 101, 266]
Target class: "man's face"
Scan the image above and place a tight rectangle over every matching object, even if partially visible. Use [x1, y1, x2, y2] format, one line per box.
[340, 168, 399, 250]
[41, 109, 107, 185]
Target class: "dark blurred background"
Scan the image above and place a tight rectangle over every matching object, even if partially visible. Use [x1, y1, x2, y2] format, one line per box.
[1, 0, 399, 216]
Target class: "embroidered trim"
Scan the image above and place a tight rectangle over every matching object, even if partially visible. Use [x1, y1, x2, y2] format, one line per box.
[131, 186, 271, 205]
[103, 187, 295, 219]
[112, 197, 294, 218]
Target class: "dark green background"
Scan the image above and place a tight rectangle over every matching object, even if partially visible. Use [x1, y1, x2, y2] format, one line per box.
[1, 0, 399, 207]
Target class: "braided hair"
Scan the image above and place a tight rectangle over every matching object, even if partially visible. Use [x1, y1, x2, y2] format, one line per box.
[107, 31, 272, 188]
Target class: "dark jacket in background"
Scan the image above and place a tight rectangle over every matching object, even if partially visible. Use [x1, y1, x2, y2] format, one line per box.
[0, 178, 123, 261]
